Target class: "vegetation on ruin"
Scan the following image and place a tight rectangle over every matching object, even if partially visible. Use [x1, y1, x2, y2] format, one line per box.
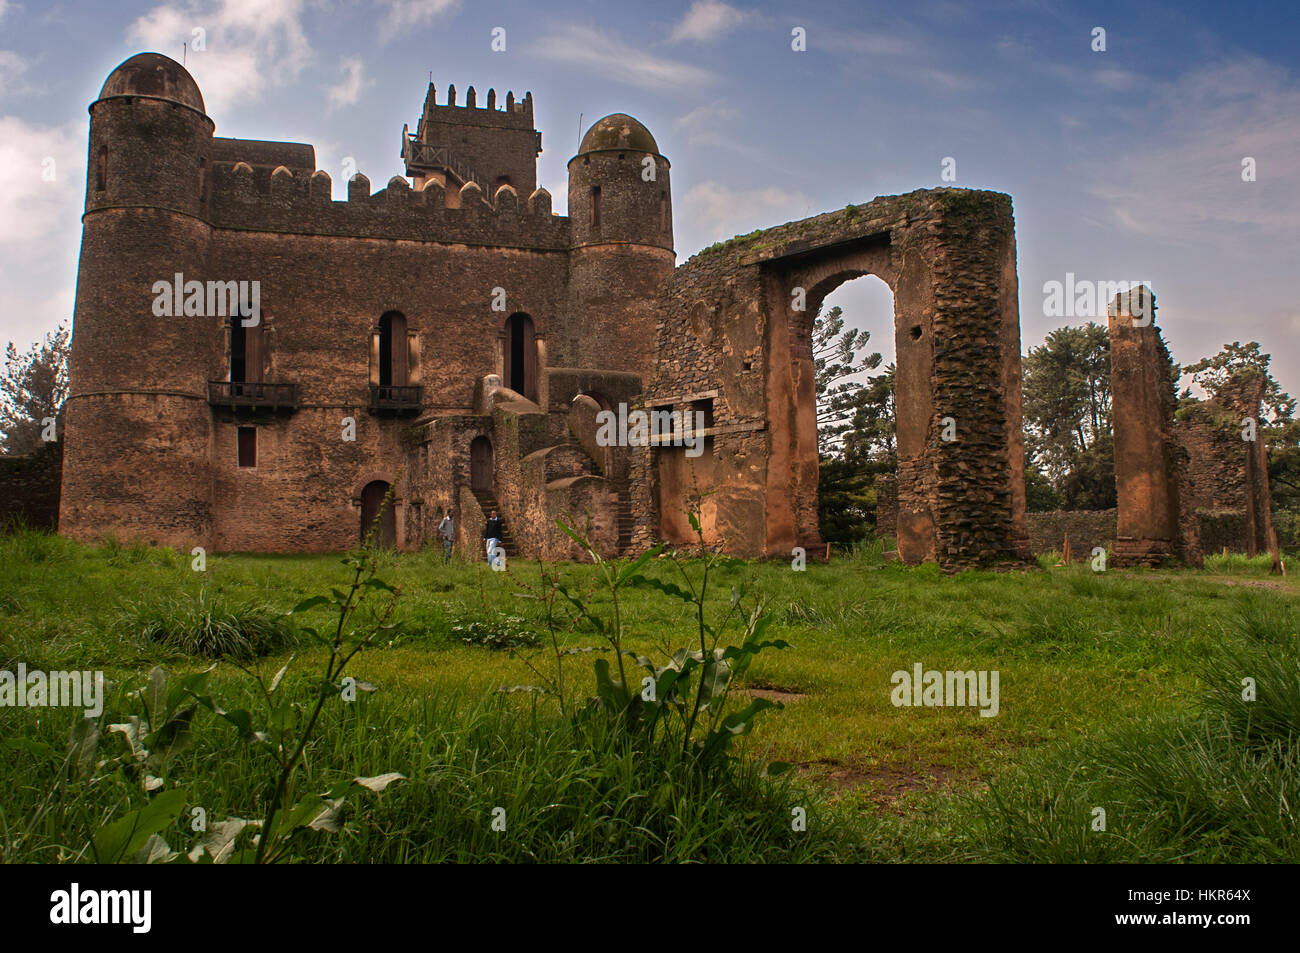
[2, 521, 1297, 863]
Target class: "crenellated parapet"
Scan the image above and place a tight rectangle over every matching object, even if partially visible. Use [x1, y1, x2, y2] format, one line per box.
[207, 158, 569, 249]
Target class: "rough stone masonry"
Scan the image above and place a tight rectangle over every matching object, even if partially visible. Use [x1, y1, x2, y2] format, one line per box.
[61, 52, 1032, 570]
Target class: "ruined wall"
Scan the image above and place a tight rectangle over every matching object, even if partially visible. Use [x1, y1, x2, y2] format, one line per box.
[1026, 509, 1117, 557]
[655, 188, 1025, 570]
[0, 443, 63, 530]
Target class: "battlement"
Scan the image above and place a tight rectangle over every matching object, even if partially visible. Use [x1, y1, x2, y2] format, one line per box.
[417, 82, 535, 129]
[406, 81, 542, 197]
[207, 160, 571, 251]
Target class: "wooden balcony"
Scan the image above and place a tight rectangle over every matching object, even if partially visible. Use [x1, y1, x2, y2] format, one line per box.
[369, 383, 423, 415]
[208, 380, 299, 412]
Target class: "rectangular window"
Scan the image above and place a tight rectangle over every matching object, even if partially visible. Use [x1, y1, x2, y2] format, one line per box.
[237, 426, 257, 468]
[591, 185, 601, 227]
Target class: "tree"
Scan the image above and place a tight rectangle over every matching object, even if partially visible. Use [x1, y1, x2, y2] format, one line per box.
[812, 303, 892, 542]
[1, 323, 70, 455]
[813, 304, 881, 456]
[1182, 341, 1300, 550]
[1182, 341, 1296, 424]
[1022, 323, 1115, 509]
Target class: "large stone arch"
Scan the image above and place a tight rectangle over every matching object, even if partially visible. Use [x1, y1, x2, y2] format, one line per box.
[652, 187, 1028, 570]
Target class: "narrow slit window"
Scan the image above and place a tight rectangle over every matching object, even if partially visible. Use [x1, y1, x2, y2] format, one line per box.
[591, 185, 601, 227]
[96, 146, 107, 192]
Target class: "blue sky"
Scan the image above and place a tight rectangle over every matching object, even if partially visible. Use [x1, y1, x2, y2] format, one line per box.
[2, 0, 1297, 398]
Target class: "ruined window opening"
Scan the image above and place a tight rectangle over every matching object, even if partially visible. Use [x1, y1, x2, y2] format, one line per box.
[692, 397, 714, 433]
[237, 427, 256, 468]
[591, 186, 601, 227]
[910, 325, 923, 340]
[95, 146, 107, 192]
[378, 311, 408, 386]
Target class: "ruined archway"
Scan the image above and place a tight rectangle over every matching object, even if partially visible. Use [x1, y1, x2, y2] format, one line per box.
[654, 188, 1028, 569]
[812, 275, 896, 544]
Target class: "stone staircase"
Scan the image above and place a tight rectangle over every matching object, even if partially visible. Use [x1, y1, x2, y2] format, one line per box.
[613, 484, 635, 554]
[471, 488, 515, 556]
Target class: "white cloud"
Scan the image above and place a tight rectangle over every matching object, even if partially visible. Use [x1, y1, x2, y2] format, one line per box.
[377, 0, 461, 42]
[0, 115, 83, 354]
[0, 50, 26, 97]
[126, 0, 312, 118]
[1083, 57, 1300, 240]
[670, 1, 750, 43]
[673, 100, 739, 148]
[535, 24, 716, 92]
[679, 181, 808, 249]
[327, 56, 369, 109]
[0, 115, 85, 246]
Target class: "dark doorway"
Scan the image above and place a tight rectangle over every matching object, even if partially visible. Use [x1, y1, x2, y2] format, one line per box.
[470, 436, 493, 492]
[503, 313, 536, 400]
[360, 480, 396, 548]
[229, 308, 262, 386]
[378, 311, 408, 386]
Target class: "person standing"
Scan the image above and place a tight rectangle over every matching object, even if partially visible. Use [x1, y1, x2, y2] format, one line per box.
[437, 509, 455, 564]
[483, 509, 503, 564]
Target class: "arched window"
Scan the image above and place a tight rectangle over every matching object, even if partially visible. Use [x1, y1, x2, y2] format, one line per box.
[378, 311, 408, 386]
[95, 146, 107, 192]
[502, 312, 537, 401]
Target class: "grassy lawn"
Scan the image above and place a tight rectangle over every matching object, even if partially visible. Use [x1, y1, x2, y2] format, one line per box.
[2, 528, 1297, 863]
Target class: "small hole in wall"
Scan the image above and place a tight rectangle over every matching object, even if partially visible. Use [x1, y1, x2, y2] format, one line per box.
[910, 325, 923, 340]
[743, 360, 753, 371]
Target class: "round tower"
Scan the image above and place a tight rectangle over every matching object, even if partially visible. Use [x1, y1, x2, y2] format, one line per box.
[60, 52, 217, 549]
[566, 114, 674, 378]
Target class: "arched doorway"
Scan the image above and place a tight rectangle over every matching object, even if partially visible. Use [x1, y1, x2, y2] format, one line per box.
[811, 275, 895, 547]
[502, 313, 537, 401]
[360, 480, 396, 548]
[470, 436, 493, 492]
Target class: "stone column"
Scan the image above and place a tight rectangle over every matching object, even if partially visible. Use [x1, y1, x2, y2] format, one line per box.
[1108, 286, 1189, 567]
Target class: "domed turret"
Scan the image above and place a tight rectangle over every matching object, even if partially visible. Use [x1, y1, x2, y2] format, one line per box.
[61, 52, 217, 549]
[568, 113, 672, 250]
[563, 114, 674, 379]
[98, 52, 206, 114]
[578, 114, 659, 155]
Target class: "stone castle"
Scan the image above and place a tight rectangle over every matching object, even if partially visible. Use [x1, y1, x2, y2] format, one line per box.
[62, 51, 1049, 569]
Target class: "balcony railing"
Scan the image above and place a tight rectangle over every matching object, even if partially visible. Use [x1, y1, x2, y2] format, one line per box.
[369, 383, 423, 414]
[208, 380, 299, 411]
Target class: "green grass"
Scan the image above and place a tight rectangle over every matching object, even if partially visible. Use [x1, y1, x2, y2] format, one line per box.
[1, 525, 1296, 863]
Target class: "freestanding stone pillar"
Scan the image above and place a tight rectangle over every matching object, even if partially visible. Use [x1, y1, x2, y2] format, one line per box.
[1108, 286, 1198, 567]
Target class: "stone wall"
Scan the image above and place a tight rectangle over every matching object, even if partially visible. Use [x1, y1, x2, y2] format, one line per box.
[1026, 509, 1117, 557]
[655, 188, 1026, 570]
[0, 442, 63, 530]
